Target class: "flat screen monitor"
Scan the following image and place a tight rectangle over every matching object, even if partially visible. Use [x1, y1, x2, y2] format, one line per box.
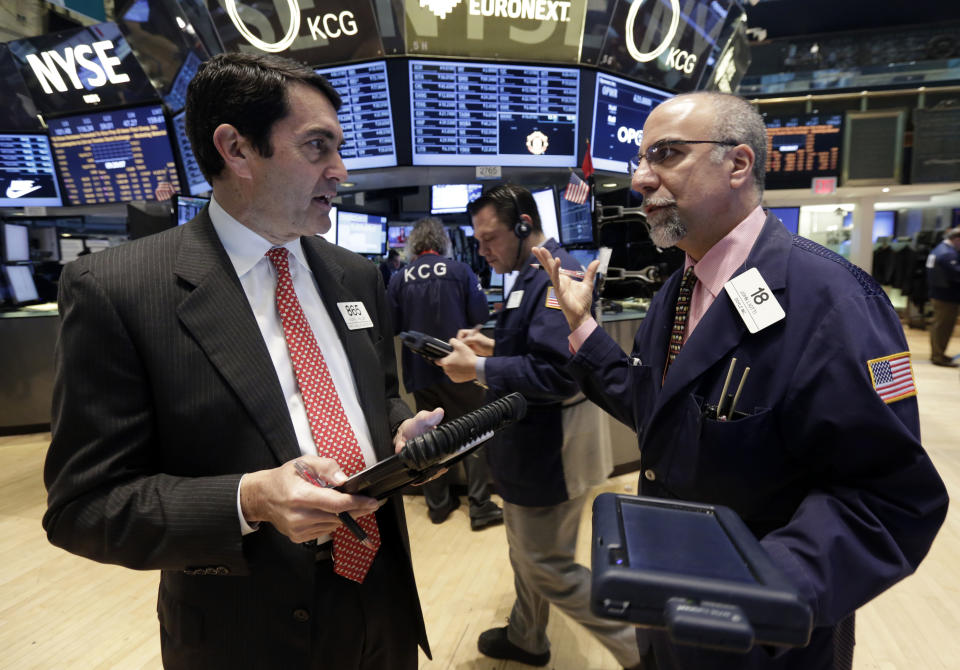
[532, 187, 559, 243]
[48, 104, 181, 205]
[873, 211, 895, 241]
[315, 61, 397, 171]
[764, 113, 843, 190]
[388, 224, 413, 248]
[489, 270, 503, 289]
[318, 205, 337, 244]
[559, 195, 594, 246]
[2, 222, 30, 262]
[337, 210, 386, 255]
[769, 207, 800, 235]
[171, 110, 210, 196]
[3, 264, 39, 304]
[0, 133, 63, 207]
[590, 73, 674, 174]
[410, 60, 580, 167]
[431, 183, 483, 214]
[568, 247, 599, 270]
[175, 194, 208, 225]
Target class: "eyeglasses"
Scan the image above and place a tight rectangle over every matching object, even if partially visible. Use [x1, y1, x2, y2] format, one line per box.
[628, 139, 738, 173]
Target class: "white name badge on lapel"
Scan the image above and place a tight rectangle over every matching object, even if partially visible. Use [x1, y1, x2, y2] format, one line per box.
[337, 301, 374, 330]
[506, 290, 524, 310]
[723, 267, 785, 334]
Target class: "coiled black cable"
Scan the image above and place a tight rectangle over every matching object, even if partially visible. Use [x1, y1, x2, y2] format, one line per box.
[399, 392, 527, 470]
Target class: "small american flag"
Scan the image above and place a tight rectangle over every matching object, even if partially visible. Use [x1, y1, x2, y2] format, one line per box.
[545, 287, 561, 309]
[563, 171, 589, 204]
[867, 352, 917, 403]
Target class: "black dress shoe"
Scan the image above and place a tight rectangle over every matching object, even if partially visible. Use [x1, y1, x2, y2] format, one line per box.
[470, 500, 503, 531]
[428, 496, 460, 524]
[477, 626, 549, 666]
[931, 357, 959, 367]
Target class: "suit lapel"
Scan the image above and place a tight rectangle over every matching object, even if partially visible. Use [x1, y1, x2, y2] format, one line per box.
[174, 212, 301, 465]
[654, 212, 792, 413]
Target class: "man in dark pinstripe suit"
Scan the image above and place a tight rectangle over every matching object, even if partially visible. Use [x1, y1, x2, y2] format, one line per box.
[42, 52, 439, 670]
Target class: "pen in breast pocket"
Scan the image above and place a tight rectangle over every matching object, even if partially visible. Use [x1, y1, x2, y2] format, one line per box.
[293, 460, 375, 549]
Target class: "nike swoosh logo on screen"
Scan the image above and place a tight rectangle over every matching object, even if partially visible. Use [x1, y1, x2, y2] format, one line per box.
[6, 182, 43, 198]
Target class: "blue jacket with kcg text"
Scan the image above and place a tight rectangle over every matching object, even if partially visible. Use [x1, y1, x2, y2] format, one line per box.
[388, 252, 489, 394]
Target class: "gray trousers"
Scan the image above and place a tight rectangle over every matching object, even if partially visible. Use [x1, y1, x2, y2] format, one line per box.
[502, 495, 641, 668]
[929, 298, 959, 362]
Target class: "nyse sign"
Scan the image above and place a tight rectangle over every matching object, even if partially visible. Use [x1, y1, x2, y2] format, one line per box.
[26, 40, 131, 95]
[209, 0, 382, 63]
[405, 0, 587, 63]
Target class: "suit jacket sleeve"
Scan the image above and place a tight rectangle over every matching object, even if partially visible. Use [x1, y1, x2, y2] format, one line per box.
[43, 260, 247, 572]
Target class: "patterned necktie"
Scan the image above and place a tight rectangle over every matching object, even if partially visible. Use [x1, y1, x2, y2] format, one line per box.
[664, 266, 698, 379]
[266, 247, 380, 583]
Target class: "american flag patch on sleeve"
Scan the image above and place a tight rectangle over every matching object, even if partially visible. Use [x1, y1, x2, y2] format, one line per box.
[867, 352, 917, 403]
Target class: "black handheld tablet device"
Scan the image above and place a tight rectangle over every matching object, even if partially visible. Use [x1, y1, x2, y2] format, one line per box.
[399, 330, 453, 361]
[591, 493, 812, 652]
[337, 392, 526, 500]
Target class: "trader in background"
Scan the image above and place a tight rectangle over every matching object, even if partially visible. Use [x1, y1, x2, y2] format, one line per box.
[42, 52, 440, 669]
[387, 217, 503, 530]
[380, 247, 406, 287]
[534, 91, 948, 670]
[926, 226, 960, 367]
[438, 184, 637, 670]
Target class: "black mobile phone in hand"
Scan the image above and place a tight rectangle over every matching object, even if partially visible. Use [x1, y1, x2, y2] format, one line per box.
[399, 330, 453, 361]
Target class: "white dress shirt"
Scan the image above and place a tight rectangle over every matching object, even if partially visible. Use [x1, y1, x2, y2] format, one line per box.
[207, 196, 377, 534]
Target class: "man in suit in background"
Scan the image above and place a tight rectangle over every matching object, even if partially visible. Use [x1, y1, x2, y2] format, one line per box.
[926, 226, 960, 366]
[43, 52, 440, 670]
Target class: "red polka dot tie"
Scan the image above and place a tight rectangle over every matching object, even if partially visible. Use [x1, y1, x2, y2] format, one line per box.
[664, 266, 698, 382]
[267, 247, 379, 583]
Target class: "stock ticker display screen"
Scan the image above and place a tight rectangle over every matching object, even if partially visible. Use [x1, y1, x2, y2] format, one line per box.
[48, 104, 180, 205]
[315, 60, 397, 170]
[764, 113, 843, 189]
[591, 72, 673, 174]
[410, 59, 579, 167]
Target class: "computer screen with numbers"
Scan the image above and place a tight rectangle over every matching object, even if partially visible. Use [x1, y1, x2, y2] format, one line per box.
[48, 104, 180, 205]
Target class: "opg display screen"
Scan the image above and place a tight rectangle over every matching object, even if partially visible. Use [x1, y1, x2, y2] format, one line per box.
[591, 72, 673, 173]
[48, 104, 180, 204]
[410, 59, 580, 167]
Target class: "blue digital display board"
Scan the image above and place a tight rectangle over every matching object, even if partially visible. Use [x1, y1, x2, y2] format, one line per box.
[591, 72, 673, 174]
[410, 59, 580, 167]
[315, 60, 397, 171]
[48, 104, 180, 205]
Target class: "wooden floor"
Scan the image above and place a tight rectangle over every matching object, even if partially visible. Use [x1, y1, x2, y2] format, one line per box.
[1, 326, 957, 669]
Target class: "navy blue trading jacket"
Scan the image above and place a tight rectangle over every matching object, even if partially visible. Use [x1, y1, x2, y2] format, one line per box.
[569, 212, 948, 669]
[388, 252, 488, 393]
[482, 238, 591, 506]
[926, 240, 960, 302]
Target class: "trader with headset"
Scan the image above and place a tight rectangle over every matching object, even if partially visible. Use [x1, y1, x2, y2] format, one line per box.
[437, 184, 637, 669]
